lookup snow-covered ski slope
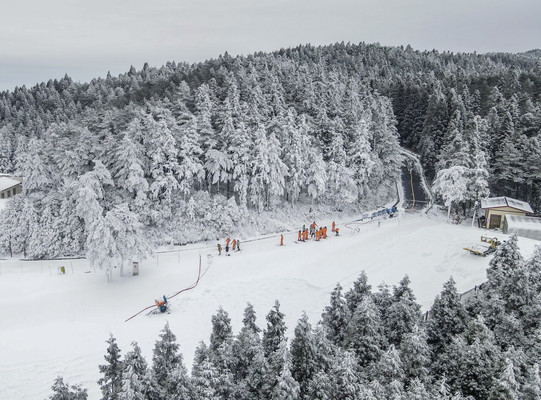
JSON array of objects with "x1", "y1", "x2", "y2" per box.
[{"x1": 0, "y1": 212, "x2": 539, "y2": 399}]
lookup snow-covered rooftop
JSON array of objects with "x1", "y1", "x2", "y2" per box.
[
  {"x1": 505, "y1": 215, "x2": 541, "y2": 231},
  {"x1": 0, "y1": 176, "x2": 20, "y2": 192},
  {"x1": 481, "y1": 196, "x2": 534, "y2": 213}
]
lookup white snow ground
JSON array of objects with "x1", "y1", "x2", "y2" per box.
[{"x1": 0, "y1": 211, "x2": 539, "y2": 399}]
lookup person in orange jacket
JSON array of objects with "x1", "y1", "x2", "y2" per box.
[
  {"x1": 298, "y1": 230, "x2": 302, "y2": 242},
  {"x1": 323, "y1": 226, "x2": 327, "y2": 239},
  {"x1": 226, "y1": 238, "x2": 231, "y2": 247},
  {"x1": 304, "y1": 229, "x2": 308, "y2": 241},
  {"x1": 332, "y1": 221, "x2": 336, "y2": 232},
  {"x1": 232, "y1": 239, "x2": 237, "y2": 251},
  {"x1": 280, "y1": 234, "x2": 284, "y2": 246}
]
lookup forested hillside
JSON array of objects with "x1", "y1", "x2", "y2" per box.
[{"x1": 0, "y1": 42, "x2": 540, "y2": 261}]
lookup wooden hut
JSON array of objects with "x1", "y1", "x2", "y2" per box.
[{"x1": 481, "y1": 196, "x2": 534, "y2": 229}]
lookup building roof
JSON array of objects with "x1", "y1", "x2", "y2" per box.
[
  {"x1": 505, "y1": 215, "x2": 541, "y2": 231},
  {"x1": 481, "y1": 196, "x2": 534, "y2": 213},
  {"x1": 0, "y1": 176, "x2": 21, "y2": 192}
]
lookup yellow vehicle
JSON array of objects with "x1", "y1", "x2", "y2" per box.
[{"x1": 463, "y1": 236, "x2": 501, "y2": 257}]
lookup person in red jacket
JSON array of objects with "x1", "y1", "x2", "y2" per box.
[{"x1": 280, "y1": 234, "x2": 284, "y2": 246}]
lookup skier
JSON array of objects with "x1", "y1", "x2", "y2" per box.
[
  {"x1": 232, "y1": 239, "x2": 237, "y2": 251},
  {"x1": 226, "y1": 243, "x2": 230, "y2": 256},
  {"x1": 298, "y1": 230, "x2": 302, "y2": 242},
  {"x1": 226, "y1": 238, "x2": 231, "y2": 247},
  {"x1": 332, "y1": 221, "x2": 336, "y2": 232},
  {"x1": 335, "y1": 227, "x2": 340, "y2": 236},
  {"x1": 280, "y1": 234, "x2": 284, "y2": 246},
  {"x1": 217, "y1": 243, "x2": 222, "y2": 255},
  {"x1": 236, "y1": 239, "x2": 241, "y2": 251}
]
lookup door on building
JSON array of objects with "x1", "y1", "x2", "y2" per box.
[{"x1": 489, "y1": 214, "x2": 502, "y2": 229}]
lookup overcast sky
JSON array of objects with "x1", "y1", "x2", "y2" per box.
[{"x1": 1, "y1": 0, "x2": 540, "y2": 92}]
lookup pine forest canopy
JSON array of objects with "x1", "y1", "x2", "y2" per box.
[{"x1": 0, "y1": 41, "x2": 540, "y2": 262}]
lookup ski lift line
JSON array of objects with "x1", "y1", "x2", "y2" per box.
[{"x1": 125, "y1": 255, "x2": 207, "y2": 323}]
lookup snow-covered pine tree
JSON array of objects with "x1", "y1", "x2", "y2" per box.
[
  {"x1": 486, "y1": 234, "x2": 527, "y2": 312},
  {"x1": 521, "y1": 363, "x2": 541, "y2": 400},
  {"x1": 399, "y1": 325, "x2": 431, "y2": 386},
  {"x1": 488, "y1": 357, "x2": 519, "y2": 400},
  {"x1": 207, "y1": 307, "x2": 238, "y2": 398},
  {"x1": 191, "y1": 342, "x2": 219, "y2": 400},
  {"x1": 16, "y1": 136, "x2": 52, "y2": 195},
  {"x1": 329, "y1": 350, "x2": 364, "y2": 399},
  {"x1": 345, "y1": 271, "x2": 372, "y2": 316},
  {"x1": 149, "y1": 323, "x2": 192, "y2": 400},
  {"x1": 321, "y1": 283, "x2": 350, "y2": 346},
  {"x1": 268, "y1": 341, "x2": 300, "y2": 400},
  {"x1": 209, "y1": 306, "x2": 233, "y2": 355},
  {"x1": 118, "y1": 342, "x2": 148, "y2": 400},
  {"x1": 290, "y1": 312, "x2": 319, "y2": 398},
  {"x1": 455, "y1": 316, "x2": 504, "y2": 399},
  {"x1": 385, "y1": 276, "x2": 422, "y2": 347},
  {"x1": 232, "y1": 304, "x2": 265, "y2": 397},
  {"x1": 404, "y1": 378, "x2": 432, "y2": 400},
  {"x1": 427, "y1": 277, "x2": 469, "y2": 354},
  {"x1": 98, "y1": 334, "x2": 123, "y2": 400},
  {"x1": 262, "y1": 300, "x2": 288, "y2": 358},
  {"x1": 175, "y1": 115, "x2": 203, "y2": 199},
  {"x1": 345, "y1": 295, "x2": 387, "y2": 369},
  {"x1": 48, "y1": 376, "x2": 88, "y2": 400}
]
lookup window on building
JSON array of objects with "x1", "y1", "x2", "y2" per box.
[{"x1": 1, "y1": 192, "x2": 4, "y2": 199}]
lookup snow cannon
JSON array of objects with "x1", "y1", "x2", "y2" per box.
[{"x1": 155, "y1": 295, "x2": 168, "y2": 313}]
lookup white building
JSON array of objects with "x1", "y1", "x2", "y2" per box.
[{"x1": 0, "y1": 175, "x2": 22, "y2": 199}]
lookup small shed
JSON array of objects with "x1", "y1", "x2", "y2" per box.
[
  {"x1": 481, "y1": 196, "x2": 534, "y2": 229},
  {"x1": 0, "y1": 176, "x2": 22, "y2": 199},
  {"x1": 503, "y1": 215, "x2": 541, "y2": 241}
]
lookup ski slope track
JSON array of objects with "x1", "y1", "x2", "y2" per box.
[
  {"x1": 0, "y1": 212, "x2": 539, "y2": 399},
  {"x1": 400, "y1": 148, "x2": 433, "y2": 212}
]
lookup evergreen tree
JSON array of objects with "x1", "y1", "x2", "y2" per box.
[
  {"x1": 345, "y1": 295, "x2": 387, "y2": 368},
  {"x1": 98, "y1": 335, "x2": 123, "y2": 400},
  {"x1": 290, "y1": 312, "x2": 319, "y2": 398},
  {"x1": 345, "y1": 271, "x2": 372, "y2": 315},
  {"x1": 268, "y1": 341, "x2": 301, "y2": 400},
  {"x1": 427, "y1": 277, "x2": 469, "y2": 354},
  {"x1": 209, "y1": 307, "x2": 233, "y2": 355},
  {"x1": 191, "y1": 342, "x2": 219, "y2": 400},
  {"x1": 149, "y1": 323, "x2": 192, "y2": 400},
  {"x1": 329, "y1": 350, "x2": 363, "y2": 400},
  {"x1": 400, "y1": 325, "x2": 431, "y2": 386},
  {"x1": 321, "y1": 283, "x2": 350, "y2": 346},
  {"x1": 521, "y1": 363, "x2": 541, "y2": 400},
  {"x1": 48, "y1": 377, "x2": 88, "y2": 400},
  {"x1": 263, "y1": 300, "x2": 287, "y2": 358},
  {"x1": 118, "y1": 342, "x2": 148, "y2": 400},
  {"x1": 486, "y1": 234, "x2": 527, "y2": 312},
  {"x1": 386, "y1": 276, "x2": 422, "y2": 346}
]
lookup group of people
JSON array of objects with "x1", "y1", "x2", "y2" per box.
[
  {"x1": 217, "y1": 237, "x2": 240, "y2": 256},
  {"x1": 297, "y1": 221, "x2": 339, "y2": 243},
  {"x1": 219, "y1": 220, "x2": 341, "y2": 253}
]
